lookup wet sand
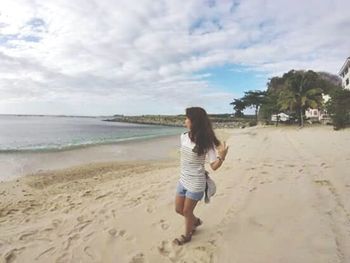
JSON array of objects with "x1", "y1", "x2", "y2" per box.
[{"x1": 0, "y1": 134, "x2": 181, "y2": 182}]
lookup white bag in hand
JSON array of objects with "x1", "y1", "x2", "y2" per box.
[{"x1": 204, "y1": 170, "x2": 216, "y2": 203}]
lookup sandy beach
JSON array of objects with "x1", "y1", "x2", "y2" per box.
[{"x1": 1, "y1": 126, "x2": 350, "y2": 262}]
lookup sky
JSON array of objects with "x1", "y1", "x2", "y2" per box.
[{"x1": 0, "y1": 0, "x2": 349, "y2": 116}]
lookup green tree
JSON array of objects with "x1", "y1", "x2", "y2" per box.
[
  {"x1": 234, "y1": 70, "x2": 340, "y2": 127},
  {"x1": 326, "y1": 88, "x2": 350, "y2": 130},
  {"x1": 275, "y1": 70, "x2": 325, "y2": 127},
  {"x1": 230, "y1": 98, "x2": 246, "y2": 117},
  {"x1": 241, "y1": 90, "x2": 267, "y2": 123},
  {"x1": 259, "y1": 90, "x2": 279, "y2": 124}
]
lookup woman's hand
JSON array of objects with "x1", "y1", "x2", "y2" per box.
[{"x1": 216, "y1": 141, "x2": 229, "y2": 160}]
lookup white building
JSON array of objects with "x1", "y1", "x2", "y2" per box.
[
  {"x1": 305, "y1": 93, "x2": 330, "y2": 122},
  {"x1": 339, "y1": 57, "x2": 350, "y2": 90},
  {"x1": 305, "y1": 108, "x2": 329, "y2": 122},
  {"x1": 271, "y1": 112, "x2": 290, "y2": 122}
]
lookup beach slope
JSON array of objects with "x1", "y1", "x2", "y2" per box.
[{"x1": 0, "y1": 126, "x2": 349, "y2": 263}]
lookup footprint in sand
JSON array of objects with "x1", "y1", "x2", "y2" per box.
[
  {"x1": 4, "y1": 247, "x2": 26, "y2": 263},
  {"x1": 49, "y1": 204, "x2": 59, "y2": 212},
  {"x1": 314, "y1": 179, "x2": 331, "y2": 186},
  {"x1": 226, "y1": 207, "x2": 236, "y2": 216},
  {"x1": 259, "y1": 179, "x2": 273, "y2": 184},
  {"x1": 95, "y1": 191, "x2": 113, "y2": 200},
  {"x1": 81, "y1": 190, "x2": 92, "y2": 197},
  {"x1": 2, "y1": 207, "x2": 19, "y2": 217},
  {"x1": 63, "y1": 206, "x2": 74, "y2": 214},
  {"x1": 40, "y1": 227, "x2": 54, "y2": 234},
  {"x1": 34, "y1": 247, "x2": 55, "y2": 260},
  {"x1": 216, "y1": 229, "x2": 224, "y2": 237},
  {"x1": 18, "y1": 229, "x2": 38, "y2": 241},
  {"x1": 146, "y1": 205, "x2": 155, "y2": 214},
  {"x1": 152, "y1": 219, "x2": 169, "y2": 230},
  {"x1": 108, "y1": 228, "x2": 117, "y2": 236},
  {"x1": 83, "y1": 231, "x2": 95, "y2": 241},
  {"x1": 207, "y1": 239, "x2": 218, "y2": 248},
  {"x1": 55, "y1": 252, "x2": 70, "y2": 263},
  {"x1": 144, "y1": 193, "x2": 159, "y2": 201},
  {"x1": 248, "y1": 217, "x2": 264, "y2": 227},
  {"x1": 320, "y1": 162, "x2": 331, "y2": 168},
  {"x1": 73, "y1": 218, "x2": 92, "y2": 233},
  {"x1": 83, "y1": 246, "x2": 95, "y2": 260},
  {"x1": 159, "y1": 219, "x2": 169, "y2": 230},
  {"x1": 51, "y1": 218, "x2": 62, "y2": 228},
  {"x1": 77, "y1": 215, "x2": 85, "y2": 222},
  {"x1": 157, "y1": 240, "x2": 181, "y2": 259},
  {"x1": 249, "y1": 186, "x2": 257, "y2": 192},
  {"x1": 107, "y1": 228, "x2": 130, "y2": 239},
  {"x1": 62, "y1": 233, "x2": 80, "y2": 250},
  {"x1": 157, "y1": 240, "x2": 171, "y2": 256},
  {"x1": 111, "y1": 209, "x2": 117, "y2": 219},
  {"x1": 129, "y1": 252, "x2": 145, "y2": 263}
]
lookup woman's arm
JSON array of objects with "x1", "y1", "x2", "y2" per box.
[
  {"x1": 210, "y1": 158, "x2": 224, "y2": 171},
  {"x1": 209, "y1": 141, "x2": 229, "y2": 171}
]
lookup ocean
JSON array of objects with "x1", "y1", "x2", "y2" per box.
[{"x1": 0, "y1": 115, "x2": 186, "y2": 152}]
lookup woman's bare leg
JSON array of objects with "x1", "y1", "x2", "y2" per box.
[
  {"x1": 175, "y1": 194, "x2": 185, "y2": 216},
  {"x1": 183, "y1": 197, "x2": 199, "y2": 236},
  {"x1": 175, "y1": 194, "x2": 200, "y2": 234}
]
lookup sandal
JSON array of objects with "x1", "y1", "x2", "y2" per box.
[
  {"x1": 194, "y1": 217, "x2": 203, "y2": 227},
  {"x1": 172, "y1": 234, "x2": 192, "y2": 245},
  {"x1": 191, "y1": 217, "x2": 203, "y2": 234}
]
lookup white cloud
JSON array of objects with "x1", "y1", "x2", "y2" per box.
[{"x1": 0, "y1": 0, "x2": 348, "y2": 115}]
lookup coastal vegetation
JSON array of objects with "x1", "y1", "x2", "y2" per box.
[
  {"x1": 325, "y1": 88, "x2": 350, "y2": 130},
  {"x1": 231, "y1": 69, "x2": 350, "y2": 130}
]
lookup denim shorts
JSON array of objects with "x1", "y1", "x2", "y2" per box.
[{"x1": 176, "y1": 180, "x2": 204, "y2": 201}]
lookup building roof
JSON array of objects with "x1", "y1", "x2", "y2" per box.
[
  {"x1": 339, "y1": 57, "x2": 350, "y2": 75},
  {"x1": 271, "y1": 113, "x2": 289, "y2": 117},
  {"x1": 278, "y1": 113, "x2": 289, "y2": 117}
]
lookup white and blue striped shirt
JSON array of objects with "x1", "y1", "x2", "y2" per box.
[{"x1": 179, "y1": 131, "x2": 217, "y2": 192}]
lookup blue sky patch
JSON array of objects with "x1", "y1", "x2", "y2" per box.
[{"x1": 194, "y1": 63, "x2": 268, "y2": 97}]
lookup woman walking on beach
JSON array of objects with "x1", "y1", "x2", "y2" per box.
[{"x1": 173, "y1": 107, "x2": 229, "y2": 245}]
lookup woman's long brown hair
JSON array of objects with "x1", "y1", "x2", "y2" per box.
[{"x1": 185, "y1": 107, "x2": 221, "y2": 156}]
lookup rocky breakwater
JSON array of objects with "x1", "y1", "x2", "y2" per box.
[{"x1": 103, "y1": 115, "x2": 251, "y2": 129}]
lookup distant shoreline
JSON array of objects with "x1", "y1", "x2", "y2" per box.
[
  {"x1": 103, "y1": 114, "x2": 249, "y2": 128},
  {"x1": 0, "y1": 113, "x2": 250, "y2": 128}
]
